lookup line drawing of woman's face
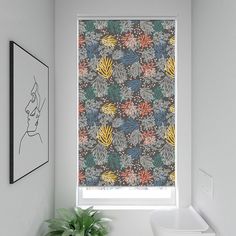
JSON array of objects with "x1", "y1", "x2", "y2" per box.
[{"x1": 25, "y1": 81, "x2": 41, "y2": 132}]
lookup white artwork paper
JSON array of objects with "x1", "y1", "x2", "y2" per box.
[{"x1": 10, "y1": 42, "x2": 49, "y2": 183}]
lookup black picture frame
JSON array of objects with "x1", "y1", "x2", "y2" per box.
[{"x1": 10, "y1": 41, "x2": 49, "y2": 184}]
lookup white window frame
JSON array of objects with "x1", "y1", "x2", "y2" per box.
[
  {"x1": 76, "y1": 16, "x2": 185, "y2": 208},
  {"x1": 77, "y1": 187, "x2": 175, "y2": 208},
  {"x1": 54, "y1": 0, "x2": 191, "y2": 210}
]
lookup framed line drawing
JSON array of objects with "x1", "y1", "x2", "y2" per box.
[{"x1": 10, "y1": 41, "x2": 49, "y2": 184}]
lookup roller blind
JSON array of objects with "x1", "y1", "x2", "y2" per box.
[{"x1": 78, "y1": 19, "x2": 175, "y2": 187}]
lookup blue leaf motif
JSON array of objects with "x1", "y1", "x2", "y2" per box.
[
  {"x1": 120, "y1": 50, "x2": 139, "y2": 65},
  {"x1": 154, "y1": 174, "x2": 167, "y2": 186},
  {"x1": 86, "y1": 177, "x2": 99, "y2": 186},
  {"x1": 126, "y1": 79, "x2": 142, "y2": 92},
  {"x1": 120, "y1": 118, "x2": 139, "y2": 134},
  {"x1": 154, "y1": 42, "x2": 167, "y2": 59},
  {"x1": 127, "y1": 147, "x2": 141, "y2": 160},
  {"x1": 86, "y1": 109, "x2": 99, "y2": 126},
  {"x1": 154, "y1": 111, "x2": 167, "y2": 126},
  {"x1": 86, "y1": 43, "x2": 99, "y2": 59}
]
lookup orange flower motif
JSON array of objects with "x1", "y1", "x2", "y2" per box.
[
  {"x1": 78, "y1": 35, "x2": 85, "y2": 48},
  {"x1": 138, "y1": 101, "x2": 153, "y2": 117},
  {"x1": 79, "y1": 129, "x2": 88, "y2": 144},
  {"x1": 142, "y1": 130, "x2": 156, "y2": 145},
  {"x1": 139, "y1": 170, "x2": 153, "y2": 185},
  {"x1": 79, "y1": 171, "x2": 86, "y2": 183},
  {"x1": 121, "y1": 169, "x2": 137, "y2": 184},
  {"x1": 121, "y1": 32, "x2": 137, "y2": 48},
  {"x1": 120, "y1": 100, "x2": 137, "y2": 117},
  {"x1": 79, "y1": 61, "x2": 88, "y2": 77},
  {"x1": 79, "y1": 103, "x2": 85, "y2": 114},
  {"x1": 139, "y1": 34, "x2": 153, "y2": 49},
  {"x1": 141, "y1": 62, "x2": 156, "y2": 77}
]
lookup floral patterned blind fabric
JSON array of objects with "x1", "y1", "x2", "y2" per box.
[{"x1": 78, "y1": 20, "x2": 175, "y2": 187}]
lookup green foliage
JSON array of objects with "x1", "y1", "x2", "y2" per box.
[
  {"x1": 85, "y1": 87, "x2": 96, "y2": 100},
  {"x1": 45, "y1": 207, "x2": 111, "y2": 236},
  {"x1": 107, "y1": 21, "x2": 121, "y2": 34},
  {"x1": 85, "y1": 20, "x2": 95, "y2": 32},
  {"x1": 108, "y1": 152, "x2": 121, "y2": 170},
  {"x1": 153, "y1": 154, "x2": 163, "y2": 167},
  {"x1": 153, "y1": 21, "x2": 163, "y2": 32},
  {"x1": 85, "y1": 154, "x2": 96, "y2": 168},
  {"x1": 152, "y1": 86, "x2": 163, "y2": 100},
  {"x1": 107, "y1": 84, "x2": 121, "y2": 102}
]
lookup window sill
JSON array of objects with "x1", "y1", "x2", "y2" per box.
[{"x1": 77, "y1": 205, "x2": 177, "y2": 210}]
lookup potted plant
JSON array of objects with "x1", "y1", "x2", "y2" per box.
[{"x1": 45, "y1": 206, "x2": 111, "y2": 236}]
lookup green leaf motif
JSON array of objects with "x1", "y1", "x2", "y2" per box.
[
  {"x1": 85, "y1": 87, "x2": 96, "y2": 100},
  {"x1": 107, "y1": 84, "x2": 121, "y2": 102},
  {"x1": 152, "y1": 86, "x2": 163, "y2": 100},
  {"x1": 85, "y1": 20, "x2": 95, "y2": 32},
  {"x1": 108, "y1": 152, "x2": 121, "y2": 170},
  {"x1": 153, "y1": 21, "x2": 163, "y2": 32},
  {"x1": 85, "y1": 154, "x2": 96, "y2": 167},
  {"x1": 153, "y1": 154, "x2": 163, "y2": 167},
  {"x1": 107, "y1": 21, "x2": 121, "y2": 34}
]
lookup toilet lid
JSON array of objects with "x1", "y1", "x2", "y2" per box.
[{"x1": 151, "y1": 207, "x2": 209, "y2": 232}]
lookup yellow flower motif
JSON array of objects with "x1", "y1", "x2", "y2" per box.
[
  {"x1": 165, "y1": 57, "x2": 175, "y2": 79},
  {"x1": 101, "y1": 103, "x2": 117, "y2": 116},
  {"x1": 97, "y1": 57, "x2": 113, "y2": 79},
  {"x1": 169, "y1": 171, "x2": 175, "y2": 181},
  {"x1": 101, "y1": 171, "x2": 117, "y2": 184},
  {"x1": 101, "y1": 35, "x2": 117, "y2": 48},
  {"x1": 165, "y1": 125, "x2": 175, "y2": 147},
  {"x1": 169, "y1": 104, "x2": 175, "y2": 113},
  {"x1": 97, "y1": 125, "x2": 113, "y2": 147},
  {"x1": 169, "y1": 36, "x2": 175, "y2": 46}
]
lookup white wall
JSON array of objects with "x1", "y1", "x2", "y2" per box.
[
  {"x1": 104, "y1": 210, "x2": 153, "y2": 236},
  {"x1": 0, "y1": 0, "x2": 55, "y2": 236},
  {"x1": 55, "y1": 0, "x2": 191, "y2": 235},
  {"x1": 192, "y1": 1, "x2": 236, "y2": 236}
]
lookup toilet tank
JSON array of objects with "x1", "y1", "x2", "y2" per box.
[{"x1": 150, "y1": 207, "x2": 215, "y2": 236}]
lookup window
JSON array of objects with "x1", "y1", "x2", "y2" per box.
[
  {"x1": 77, "y1": 187, "x2": 175, "y2": 207},
  {"x1": 77, "y1": 18, "x2": 176, "y2": 207}
]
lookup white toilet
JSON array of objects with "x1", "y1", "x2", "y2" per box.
[{"x1": 150, "y1": 207, "x2": 215, "y2": 236}]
